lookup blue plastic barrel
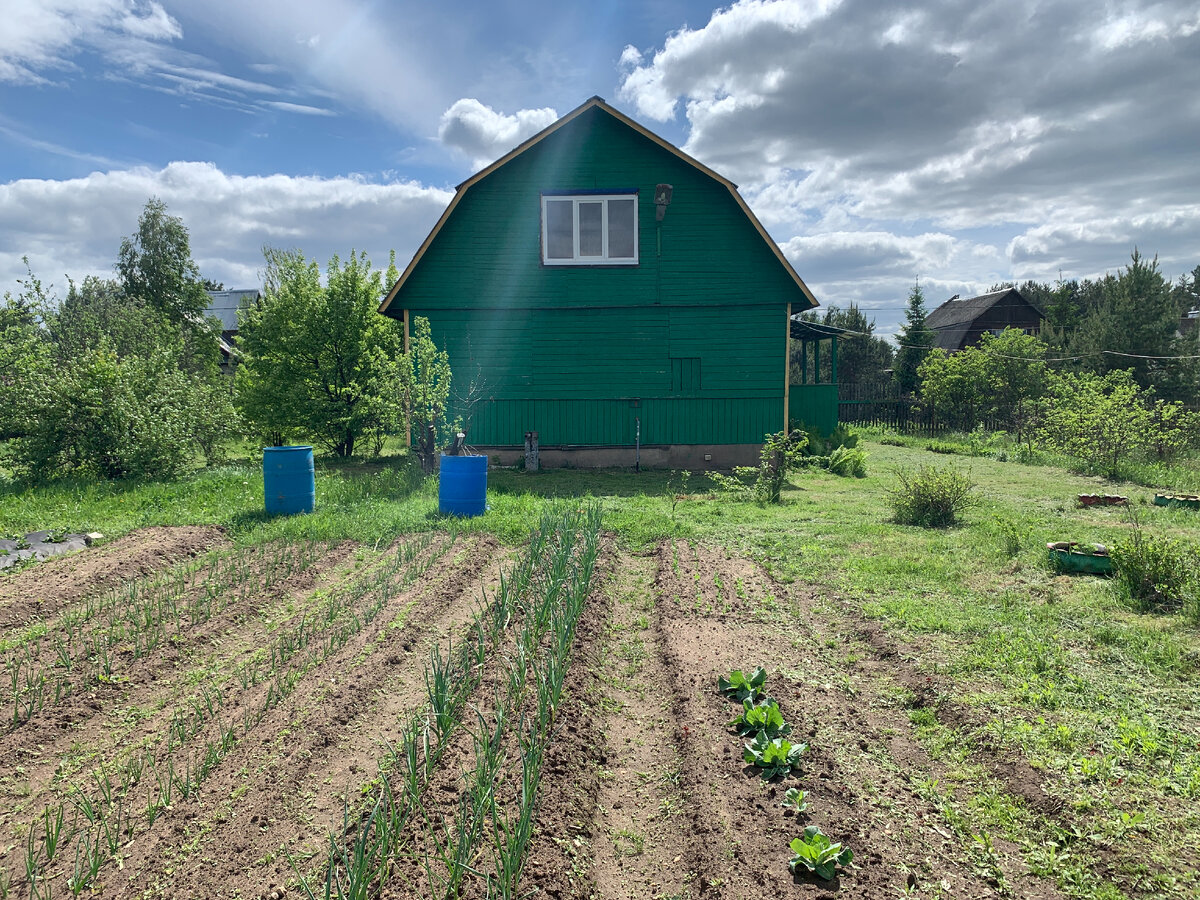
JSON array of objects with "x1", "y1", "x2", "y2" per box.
[
  {"x1": 439, "y1": 454, "x2": 487, "y2": 517},
  {"x1": 263, "y1": 446, "x2": 315, "y2": 515}
]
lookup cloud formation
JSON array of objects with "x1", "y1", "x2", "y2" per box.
[
  {"x1": 0, "y1": 0, "x2": 180, "y2": 84},
  {"x1": 0, "y1": 163, "x2": 452, "y2": 297},
  {"x1": 438, "y1": 99, "x2": 559, "y2": 169},
  {"x1": 619, "y1": 0, "x2": 1200, "y2": 317}
]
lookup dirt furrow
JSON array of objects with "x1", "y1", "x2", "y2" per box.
[
  {"x1": 516, "y1": 539, "x2": 614, "y2": 899},
  {"x1": 107, "y1": 533, "x2": 504, "y2": 899},
  {"x1": 0, "y1": 541, "x2": 361, "y2": 811},
  {"x1": 650, "y1": 539, "x2": 1064, "y2": 900},
  {"x1": 0, "y1": 526, "x2": 227, "y2": 626}
]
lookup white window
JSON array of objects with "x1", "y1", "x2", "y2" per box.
[{"x1": 541, "y1": 193, "x2": 638, "y2": 265}]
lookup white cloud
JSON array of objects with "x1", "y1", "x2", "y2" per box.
[
  {"x1": 616, "y1": 0, "x2": 1200, "y2": 331},
  {"x1": 0, "y1": 163, "x2": 452, "y2": 296},
  {"x1": 0, "y1": 0, "x2": 181, "y2": 84},
  {"x1": 438, "y1": 99, "x2": 558, "y2": 169},
  {"x1": 260, "y1": 100, "x2": 335, "y2": 117}
]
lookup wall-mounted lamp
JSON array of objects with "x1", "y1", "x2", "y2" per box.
[{"x1": 654, "y1": 183, "x2": 673, "y2": 222}]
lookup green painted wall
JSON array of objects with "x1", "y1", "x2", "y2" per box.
[
  {"x1": 393, "y1": 105, "x2": 811, "y2": 447},
  {"x1": 789, "y1": 384, "x2": 839, "y2": 436}
]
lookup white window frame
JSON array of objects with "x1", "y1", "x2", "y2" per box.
[{"x1": 540, "y1": 192, "x2": 639, "y2": 266}]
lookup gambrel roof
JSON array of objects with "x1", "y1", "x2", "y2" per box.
[{"x1": 379, "y1": 96, "x2": 816, "y2": 314}]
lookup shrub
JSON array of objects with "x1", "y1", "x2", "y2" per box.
[
  {"x1": 827, "y1": 444, "x2": 867, "y2": 478},
  {"x1": 708, "y1": 430, "x2": 808, "y2": 504},
  {"x1": 888, "y1": 464, "x2": 976, "y2": 527},
  {"x1": 1110, "y1": 530, "x2": 1199, "y2": 616},
  {"x1": 10, "y1": 343, "x2": 233, "y2": 480}
]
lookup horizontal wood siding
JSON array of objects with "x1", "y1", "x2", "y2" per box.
[
  {"x1": 416, "y1": 303, "x2": 784, "y2": 445},
  {"x1": 395, "y1": 105, "x2": 806, "y2": 448},
  {"x1": 458, "y1": 398, "x2": 781, "y2": 446}
]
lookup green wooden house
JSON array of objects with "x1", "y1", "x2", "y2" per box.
[{"x1": 380, "y1": 96, "x2": 821, "y2": 467}]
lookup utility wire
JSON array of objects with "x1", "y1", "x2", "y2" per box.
[{"x1": 793, "y1": 320, "x2": 1200, "y2": 362}]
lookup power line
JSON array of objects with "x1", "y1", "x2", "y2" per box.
[{"x1": 794, "y1": 321, "x2": 1200, "y2": 362}]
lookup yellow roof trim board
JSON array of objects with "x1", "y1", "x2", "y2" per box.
[{"x1": 379, "y1": 96, "x2": 818, "y2": 314}]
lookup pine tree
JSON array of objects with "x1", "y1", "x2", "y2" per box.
[{"x1": 893, "y1": 279, "x2": 935, "y2": 395}]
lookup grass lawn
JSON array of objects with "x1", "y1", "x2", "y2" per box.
[{"x1": 1, "y1": 439, "x2": 1197, "y2": 898}]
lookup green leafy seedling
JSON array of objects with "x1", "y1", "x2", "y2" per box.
[
  {"x1": 728, "y1": 698, "x2": 791, "y2": 739},
  {"x1": 788, "y1": 825, "x2": 853, "y2": 880},
  {"x1": 781, "y1": 787, "x2": 808, "y2": 813},
  {"x1": 742, "y1": 733, "x2": 807, "y2": 779},
  {"x1": 718, "y1": 667, "x2": 768, "y2": 703}
]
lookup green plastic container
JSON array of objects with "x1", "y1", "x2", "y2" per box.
[
  {"x1": 1047, "y1": 542, "x2": 1113, "y2": 575},
  {"x1": 1153, "y1": 493, "x2": 1200, "y2": 509}
]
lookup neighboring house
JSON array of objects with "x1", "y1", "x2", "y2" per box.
[
  {"x1": 925, "y1": 288, "x2": 1044, "y2": 352},
  {"x1": 204, "y1": 289, "x2": 260, "y2": 372},
  {"x1": 379, "y1": 96, "x2": 819, "y2": 468}
]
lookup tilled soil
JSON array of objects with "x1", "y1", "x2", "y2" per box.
[
  {"x1": 0, "y1": 539, "x2": 360, "y2": 837},
  {"x1": 0, "y1": 525, "x2": 227, "y2": 627},
  {"x1": 0, "y1": 532, "x2": 507, "y2": 899},
  {"x1": 524, "y1": 541, "x2": 1065, "y2": 900}
]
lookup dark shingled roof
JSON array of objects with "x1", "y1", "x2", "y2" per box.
[
  {"x1": 925, "y1": 288, "x2": 1043, "y2": 351},
  {"x1": 926, "y1": 289, "x2": 1018, "y2": 329}
]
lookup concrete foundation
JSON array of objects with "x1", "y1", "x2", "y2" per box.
[{"x1": 479, "y1": 443, "x2": 761, "y2": 470}]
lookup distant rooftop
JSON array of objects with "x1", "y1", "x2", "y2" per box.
[{"x1": 205, "y1": 289, "x2": 260, "y2": 332}]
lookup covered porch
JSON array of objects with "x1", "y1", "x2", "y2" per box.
[{"x1": 787, "y1": 317, "x2": 844, "y2": 435}]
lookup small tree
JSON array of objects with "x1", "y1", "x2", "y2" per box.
[
  {"x1": 0, "y1": 261, "x2": 52, "y2": 441},
  {"x1": 407, "y1": 316, "x2": 453, "y2": 474},
  {"x1": 1037, "y1": 370, "x2": 1152, "y2": 477},
  {"x1": 918, "y1": 328, "x2": 1049, "y2": 442},
  {"x1": 116, "y1": 197, "x2": 211, "y2": 323},
  {"x1": 235, "y1": 248, "x2": 407, "y2": 457},
  {"x1": 917, "y1": 346, "x2": 989, "y2": 430},
  {"x1": 893, "y1": 279, "x2": 935, "y2": 396},
  {"x1": 981, "y1": 329, "x2": 1049, "y2": 444}
]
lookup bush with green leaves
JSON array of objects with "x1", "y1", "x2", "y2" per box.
[
  {"x1": 235, "y1": 248, "x2": 408, "y2": 458},
  {"x1": 1110, "y1": 529, "x2": 1199, "y2": 618},
  {"x1": 1035, "y1": 369, "x2": 1200, "y2": 478},
  {"x1": 827, "y1": 444, "x2": 867, "y2": 477},
  {"x1": 11, "y1": 343, "x2": 231, "y2": 480},
  {"x1": 708, "y1": 430, "x2": 808, "y2": 503},
  {"x1": 888, "y1": 464, "x2": 977, "y2": 527}
]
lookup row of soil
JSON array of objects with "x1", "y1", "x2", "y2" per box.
[
  {"x1": 0, "y1": 531, "x2": 504, "y2": 898},
  {"x1": 0, "y1": 526, "x2": 227, "y2": 628},
  {"x1": 518, "y1": 540, "x2": 1065, "y2": 899},
  {"x1": 309, "y1": 506, "x2": 605, "y2": 900},
  {"x1": 0, "y1": 537, "x2": 362, "y2": 818},
  {"x1": 0, "y1": 536, "x2": 348, "y2": 742}
]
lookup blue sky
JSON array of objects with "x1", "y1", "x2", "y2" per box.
[{"x1": 2, "y1": 0, "x2": 1198, "y2": 335}]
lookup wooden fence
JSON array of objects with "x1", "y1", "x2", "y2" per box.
[{"x1": 836, "y1": 384, "x2": 1005, "y2": 433}]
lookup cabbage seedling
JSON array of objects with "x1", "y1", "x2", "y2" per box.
[
  {"x1": 788, "y1": 826, "x2": 853, "y2": 879},
  {"x1": 743, "y1": 733, "x2": 807, "y2": 779},
  {"x1": 728, "y1": 698, "x2": 791, "y2": 739},
  {"x1": 781, "y1": 787, "x2": 807, "y2": 813},
  {"x1": 718, "y1": 667, "x2": 768, "y2": 703}
]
